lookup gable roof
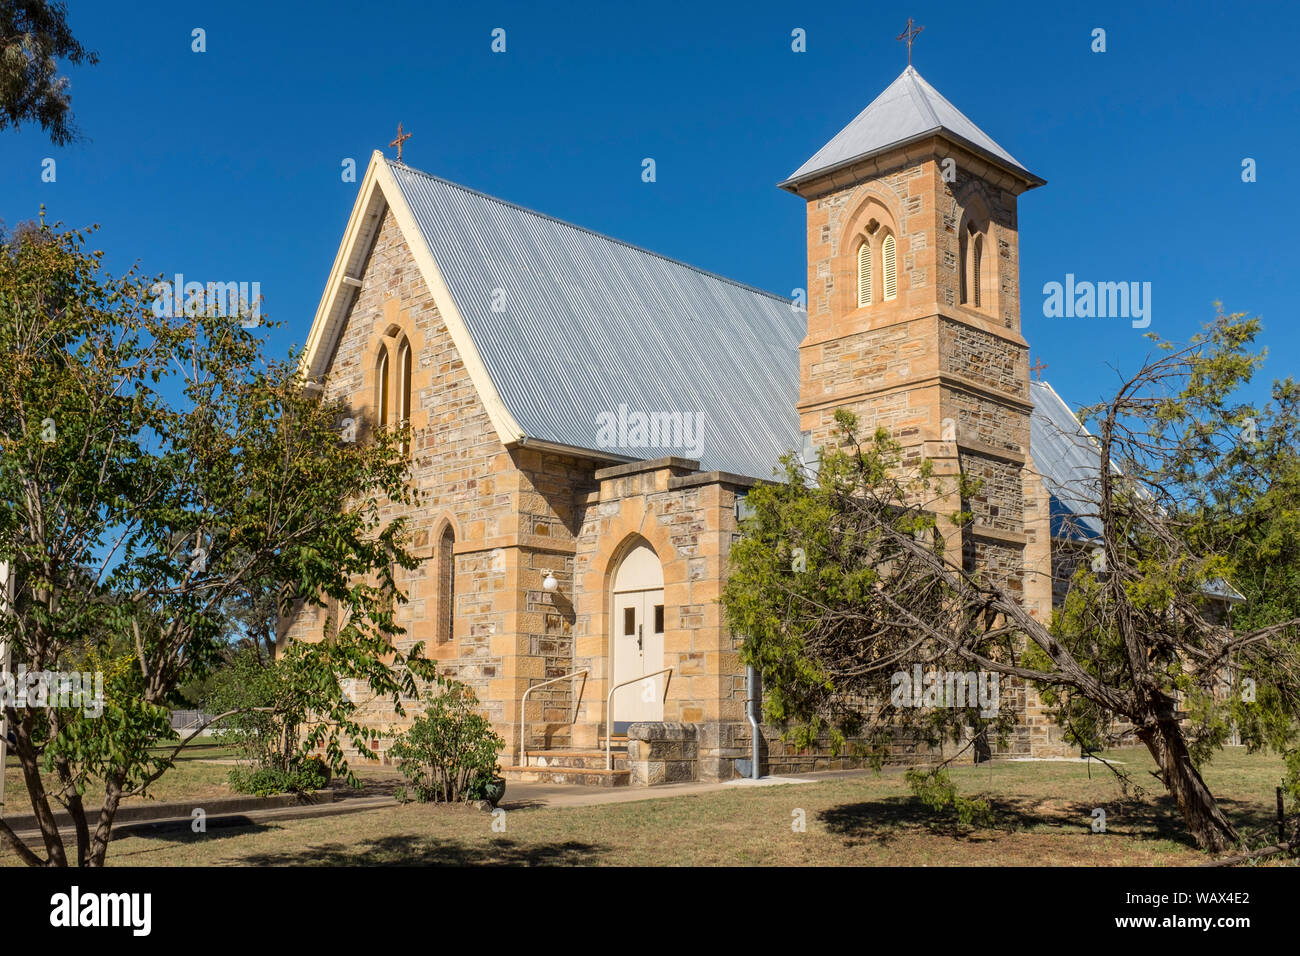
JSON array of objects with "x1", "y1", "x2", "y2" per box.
[
  {"x1": 388, "y1": 161, "x2": 805, "y2": 477},
  {"x1": 1028, "y1": 380, "x2": 1106, "y2": 540},
  {"x1": 781, "y1": 66, "x2": 1042, "y2": 190},
  {"x1": 302, "y1": 153, "x2": 804, "y2": 479},
  {"x1": 1028, "y1": 382, "x2": 1249, "y2": 606}
]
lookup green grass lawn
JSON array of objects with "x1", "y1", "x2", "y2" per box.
[
  {"x1": 5, "y1": 745, "x2": 1290, "y2": 866},
  {"x1": 3, "y1": 741, "x2": 242, "y2": 812}
]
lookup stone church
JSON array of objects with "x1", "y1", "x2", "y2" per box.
[{"x1": 286, "y1": 65, "x2": 1093, "y2": 786}]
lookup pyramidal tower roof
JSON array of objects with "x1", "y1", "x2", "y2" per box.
[{"x1": 780, "y1": 66, "x2": 1042, "y2": 190}]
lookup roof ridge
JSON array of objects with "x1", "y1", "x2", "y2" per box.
[
  {"x1": 909, "y1": 69, "x2": 1023, "y2": 164},
  {"x1": 386, "y1": 159, "x2": 793, "y2": 305},
  {"x1": 781, "y1": 67, "x2": 1041, "y2": 189},
  {"x1": 901, "y1": 66, "x2": 943, "y2": 131},
  {"x1": 1031, "y1": 379, "x2": 1089, "y2": 433}
]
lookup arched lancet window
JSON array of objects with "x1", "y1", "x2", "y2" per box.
[
  {"x1": 881, "y1": 234, "x2": 897, "y2": 301},
  {"x1": 959, "y1": 230, "x2": 969, "y2": 305},
  {"x1": 376, "y1": 347, "x2": 390, "y2": 428},
  {"x1": 397, "y1": 337, "x2": 412, "y2": 456},
  {"x1": 960, "y1": 211, "x2": 991, "y2": 312},
  {"x1": 856, "y1": 240, "x2": 872, "y2": 307},
  {"x1": 437, "y1": 525, "x2": 455, "y2": 644}
]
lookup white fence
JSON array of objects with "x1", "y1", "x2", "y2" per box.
[{"x1": 169, "y1": 709, "x2": 215, "y2": 733}]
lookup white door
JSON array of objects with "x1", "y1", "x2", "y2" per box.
[{"x1": 611, "y1": 545, "x2": 665, "y2": 728}]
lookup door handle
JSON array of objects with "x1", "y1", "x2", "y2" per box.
[{"x1": 637, "y1": 624, "x2": 643, "y2": 652}]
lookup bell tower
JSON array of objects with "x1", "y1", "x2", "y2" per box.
[{"x1": 780, "y1": 64, "x2": 1045, "y2": 604}]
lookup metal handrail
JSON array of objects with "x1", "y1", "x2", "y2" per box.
[
  {"x1": 605, "y1": 667, "x2": 673, "y2": 770},
  {"x1": 518, "y1": 669, "x2": 589, "y2": 767}
]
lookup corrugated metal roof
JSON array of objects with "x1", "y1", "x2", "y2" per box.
[
  {"x1": 387, "y1": 160, "x2": 804, "y2": 479},
  {"x1": 1029, "y1": 380, "x2": 1106, "y2": 540},
  {"x1": 383, "y1": 161, "x2": 1080, "y2": 501},
  {"x1": 1029, "y1": 383, "x2": 1246, "y2": 601},
  {"x1": 782, "y1": 66, "x2": 1038, "y2": 188},
  {"x1": 1201, "y1": 578, "x2": 1246, "y2": 604}
]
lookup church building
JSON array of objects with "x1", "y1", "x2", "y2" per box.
[{"x1": 286, "y1": 65, "x2": 1090, "y2": 786}]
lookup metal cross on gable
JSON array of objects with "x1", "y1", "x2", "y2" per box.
[
  {"x1": 897, "y1": 17, "x2": 924, "y2": 66},
  {"x1": 1030, "y1": 356, "x2": 1048, "y2": 381},
  {"x1": 389, "y1": 122, "x2": 412, "y2": 163}
]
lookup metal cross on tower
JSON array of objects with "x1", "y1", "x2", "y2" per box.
[
  {"x1": 897, "y1": 17, "x2": 924, "y2": 66},
  {"x1": 389, "y1": 122, "x2": 412, "y2": 163}
]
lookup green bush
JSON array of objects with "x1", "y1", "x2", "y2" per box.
[
  {"x1": 389, "y1": 680, "x2": 505, "y2": 804},
  {"x1": 293, "y1": 755, "x2": 332, "y2": 790},
  {"x1": 229, "y1": 767, "x2": 293, "y2": 796},
  {"x1": 228, "y1": 755, "x2": 332, "y2": 796}
]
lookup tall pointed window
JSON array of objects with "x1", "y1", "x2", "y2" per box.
[
  {"x1": 959, "y1": 231, "x2": 969, "y2": 305},
  {"x1": 437, "y1": 525, "x2": 455, "y2": 644},
  {"x1": 856, "y1": 241, "x2": 872, "y2": 307},
  {"x1": 376, "y1": 347, "x2": 390, "y2": 428},
  {"x1": 397, "y1": 337, "x2": 412, "y2": 456},
  {"x1": 961, "y1": 217, "x2": 991, "y2": 312},
  {"x1": 882, "y1": 234, "x2": 897, "y2": 301}
]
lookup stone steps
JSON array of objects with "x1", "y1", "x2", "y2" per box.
[
  {"x1": 501, "y1": 764, "x2": 630, "y2": 787},
  {"x1": 518, "y1": 749, "x2": 628, "y2": 771},
  {"x1": 502, "y1": 743, "x2": 631, "y2": 787}
]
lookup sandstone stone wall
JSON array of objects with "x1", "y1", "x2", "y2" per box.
[
  {"x1": 290, "y1": 140, "x2": 1074, "y2": 778},
  {"x1": 569, "y1": 459, "x2": 749, "y2": 753},
  {"x1": 792, "y1": 138, "x2": 1058, "y2": 766},
  {"x1": 511, "y1": 446, "x2": 598, "y2": 750},
  {"x1": 283, "y1": 207, "x2": 603, "y2": 761}
]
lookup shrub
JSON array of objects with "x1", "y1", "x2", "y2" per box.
[
  {"x1": 227, "y1": 757, "x2": 333, "y2": 796},
  {"x1": 227, "y1": 753, "x2": 333, "y2": 796},
  {"x1": 229, "y1": 767, "x2": 292, "y2": 796},
  {"x1": 389, "y1": 680, "x2": 505, "y2": 804},
  {"x1": 293, "y1": 755, "x2": 332, "y2": 790}
]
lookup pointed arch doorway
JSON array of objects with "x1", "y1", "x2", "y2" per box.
[{"x1": 610, "y1": 541, "x2": 665, "y2": 732}]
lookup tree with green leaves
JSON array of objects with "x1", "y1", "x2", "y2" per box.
[
  {"x1": 0, "y1": 1, "x2": 96, "y2": 144},
  {"x1": 723, "y1": 310, "x2": 1300, "y2": 854},
  {"x1": 0, "y1": 216, "x2": 431, "y2": 866}
]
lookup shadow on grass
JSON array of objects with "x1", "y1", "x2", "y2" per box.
[
  {"x1": 237, "y1": 834, "x2": 607, "y2": 866},
  {"x1": 819, "y1": 791, "x2": 1272, "y2": 850},
  {"x1": 118, "y1": 819, "x2": 280, "y2": 844},
  {"x1": 335, "y1": 776, "x2": 402, "y2": 799},
  {"x1": 338, "y1": 773, "x2": 548, "y2": 812},
  {"x1": 497, "y1": 799, "x2": 547, "y2": 811}
]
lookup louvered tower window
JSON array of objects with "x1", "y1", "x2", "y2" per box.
[
  {"x1": 972, "y1": 234, "x2": 983, "y2": 309},
  {"x1": 882, "y1": 234, "x2": 897, "y2": 301},
  {"x1": 857, "y1": 241, "x2": 872, "y2": 307}
]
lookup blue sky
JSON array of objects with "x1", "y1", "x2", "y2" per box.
[{"x1": 3, "y1": 0, "x2": 1296, "y2": 412}]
